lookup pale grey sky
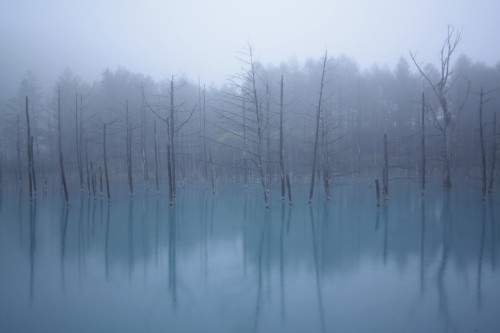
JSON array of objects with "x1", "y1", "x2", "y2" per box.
[{"x1": 1, "y1": 0, "x2": 499, "y2": 98}]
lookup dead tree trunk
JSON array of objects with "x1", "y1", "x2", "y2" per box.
[
  {"x1": 375, "y1": 179, "x2": 380, "y2": 207},
  {"x1": 308, "y1": 51, "x2": 328, "y2": 204},
  {"x1": 57, "y1": 86, "x2": 69, "y2": 203},
  {"x1": 140, "y1": 90, "x2": 149, "y2": 185},
  {"x1": 410, "y1": 26, "x2": 466, "y2": 188},
  {"x1": 479, "y1": 88, "x2": 487, "y2": 201},
  {"x1": 103, "y1": 123, "x2": 110, "y2": 201},
  {"x1": 209, "y1": 148, "x2": 215, "y2": 194},
  {"x1": 421, "y1": 92, "x2": 426, "y2": 196},
  {"x1": 99, "y1": 166, "x2": 103, "y2": 197},
  {"x1": 279, "y1": 75, "x2": 286, "y2": 200},
  {"x1": 167, "y1": 119, "x2": 174, "y2": 206},
  {"x1": 321, "y1": 107, "x2": 330, "y2": 200},
  {"x1": 80, "y1": 94, "x2": 84, "y2": 188},
  {"x1": 126, "y1": 101, "x2": 133, "y2": 196},
  {"x1": 170, "y1": 77, "x2": 176, "y2": 198},
  {"x1": 203, "y1": 86, "x2": 208, "y2": 188},
  {"x1": 154, "y1": 120, "x2": 159, "y2": 194},
  {"x1": 286, "y1": 174, "x2": 292, "y2": 204},
  {"x1": 243, "y1": 99, "x2": 248, "y2": 190},
  {"x1": 383, "y1": 133, "x2": 389, "y2": 200},
  {"x1": 250, "y1": 63, "x2": 269, "y2": 208},
  {"x1": 76, "y1": 92, "x2": 83, "y2": 191},
  {"x1": 265, "y1": 83, "x2": 271, "y2": 191},
  {"x1": 30, "y1": 136, "x2": 36, "y2": 194},
  {"x1": 489, "y1": 112, "x2": 497, "y2": 193},
  {"x1": 90, "y1": 161, "x2": 96, "y2": 199},
  {"x1": 85, "y1": 138, "x2": 90, "y2": 193},
  {"x1": 26, "y1": 96, "x2": 32, "y2": 198},
  {"x1": 25, "y1": 96, "x2": 37, "y2": 198},
  {"x1": 16, "y1": 115, "x2": 22, "y2": 184}
]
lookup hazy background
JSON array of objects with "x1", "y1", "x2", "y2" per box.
[{"x1": 1, "y1": 0, "x2": 499, "y2": 101}]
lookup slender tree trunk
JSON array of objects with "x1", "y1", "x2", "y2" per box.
[
  {"x1": 57, "y1": 86, "x2": 69, "y2": 203},
  {"x1": 140, "y1": 91, "x2": 149, "y2": 184},
  {"x1": 308, "y1": 51, "x2": 327, "y2": 204},
  {"x1": 170, "y1": 77, "x2": 176, "y2": 198},
  {"x1": 17, "y1": 115, "x2": 22, "y2": 184},
  {"x1": 243, "y1": 100, "x2": 248, "y2": 189},
  {"x1": 356, "y1": 84, "x2": 362, "y2": 175},
  {"x1": 76, "y1": 92, "x2": 83, "y2": 191},
  {"x1": 249, "y1": 56, "x2": 268, "y2": 208},
  {"x1": 479, "y1": 88, "x2": 486, "y2": 200},
  {"x1": 286, "y1": 174, "x2": 292, "y2": 205},
  {"x1": 442, "y1": 102, "x2": 452, "y2": 188},
  {"x1": 99, "y1": 166, "x2": 103, "y2": 197},
  {"x1": 126, "y1": 101, "x2": 133, "y2": 196},
  {"x1": 79, "y1": 93, "x2": 84, "y2": 186},
  {"x1": 383, "y1": 133, "x2": 389, "y2": 200},
  {"x1": 26, "y1": 96, "x2": 33, "y2": 198},
  {"x1": 209, "y1": 148, "x2": 215, "y2": 194},
  {"x1": 86, "y1": 138, "x2": 90, "y2": 193},
  {"x1": 279, "y1": 75, "x2": 286, "y2": 200},
  {"x1": 321, "y1": 107, "x2": 330, "y2": 200},
  {"x1": 154, "y1": 120, "x2": 159, "y2": 194},
  {"x1": 203, "y1": 85, "x2": 208, "y2": 188},
  {"x1": 30, "y1": 136, "x2": 36, "y2": 194},
  {"x1": 25, "y1": 96, "x2": 37, "y2": 198},
  {"x1": 266, "y1": 83, "x2": 271, "y2": 191},
  {"x1": 489, "y1": 112, "x2": 497, "y2": 193},
  {"x1": 90, "y1": 161, "x2": 96, "y2": 199},
  {"x1": 103, "y1": 123, "x2": 111, "y2": 201},
  {"x1": 421, "y1": 92, "x2": 426, "y2": 196},
  {"x1": 167, "y1": 138, "x2": 174, "y2": 205},
  {"x1": 375, "y1": 179, "x2": 380, "y2": 207}
]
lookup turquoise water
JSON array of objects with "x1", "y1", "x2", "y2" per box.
[{"x1": 0, "y1": 182, "x2": 499, "y2": 333}]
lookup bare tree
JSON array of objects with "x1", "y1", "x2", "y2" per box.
[
  {"x1": 224, "y1": 44, "x2": 270, "y2": 207},
  {"x1": 279, "y1": 75, "x2": 286, "y2": 201},
  {"x1": 126, "y1": 100, "x2": 133, "y2": 196},
  {"x1": 75, "y1": 92, "x2": 84, "y2": 191},
  {"x1": 140, "y1": 88, "x2": 149, "y2": 185},
  {"x1": 25, "y1": 96, "x2": 37, "y2": 199},
  {"x1": 57, "y1": 86, "x2": 69, "y2": 203},
  {"x1": 421, "y1": 92, "x2": 427, "y2": 196},
  {"x1": 410, "y1": 25, "x2": 466, "y2": 187},
  {"x1": 320, "y1": 104, "x2": 332, "y2": 200},
  {"x1": 153, "y1": 120, "x2": 160, "y2": 194},
  {"x1": 383, "y1": 133, "x2": 389, "y2": 200},
  {"x1": 203, "y1": 85, "x2": 209, "y2": 190},
  {"x1": 103, "y1": 122, "x2": 112, "y2": 201},
  {"x1": 478, "y1": 88, "x2": 487, "y2": 200},
  {"x1": 489, "y1": 112, "x2": 497, "y2": 193},
  {"x1": 308, "y1": 51, "x2": 328, "y2": 204},
  {"x1": 169, "y1": 78, "x2": 176, "y2": 198},
  {"x1": 16, "y1": 115, "x2": 22, "y2": 185},
  {"x1": 144, "y1": 76, "x2": 196, "y2": 205}
]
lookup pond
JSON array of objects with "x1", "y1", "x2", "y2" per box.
[{"x1": 0, "y1": 181, "x2": 499, "y2": 333}]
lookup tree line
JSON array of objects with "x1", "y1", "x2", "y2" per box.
[{"x1": 1, "y1": 29, "x2": 499, "y2": 206}]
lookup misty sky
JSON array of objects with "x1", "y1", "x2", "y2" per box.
[{"x1": 1, "y1": 0, "x2": 499, "y2": 99}]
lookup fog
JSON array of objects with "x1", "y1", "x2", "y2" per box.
[
  {"x1": 1, "y1": 0, "x2": 499, "y2": 100},
  {"x1": 2, "y1": 3, "x2": 500, "y2": 332}
]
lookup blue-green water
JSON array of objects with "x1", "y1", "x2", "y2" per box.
[{"x1": 0, "y1": 182, "x2": 499, "y2": 333}]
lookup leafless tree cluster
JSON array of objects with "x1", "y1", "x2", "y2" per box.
[{"x1": 1, "y1": 27, "x2": 499, "y2": 206}]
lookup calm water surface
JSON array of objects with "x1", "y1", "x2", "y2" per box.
[{"x1": 0, "y1": 182, "x2": 499, "y2": 333}]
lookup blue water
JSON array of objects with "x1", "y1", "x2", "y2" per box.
[{"x1": 0, "y1": 181, "x2": 499, "y2": 333}]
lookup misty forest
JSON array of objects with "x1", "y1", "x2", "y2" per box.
[{"x1": 1, "y1": 25, "x2": 500, "y2": 333}]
